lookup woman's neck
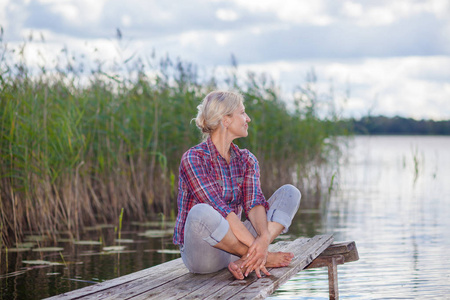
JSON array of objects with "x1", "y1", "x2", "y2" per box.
[{"x1": 211, "y1": 129, "x2": 233, "y2": 163}]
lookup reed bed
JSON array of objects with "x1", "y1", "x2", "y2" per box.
[{"x1": 0, "y1": 36, "x2": 349, "y2": 246}]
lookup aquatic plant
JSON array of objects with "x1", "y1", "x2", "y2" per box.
[
  {"x1": 117, "y1": 208, "x2": 124, "y2": 242},
  {"x1": 411, "y1": 145, "x2": 424, "y2": 184},
  {"x1": 0, "y1": 32, "x2": 348, "y2": 246}
]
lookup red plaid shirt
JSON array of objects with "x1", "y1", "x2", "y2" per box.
[{"x1": 173, "y1": 137, "x2": 269, "y2": 246}]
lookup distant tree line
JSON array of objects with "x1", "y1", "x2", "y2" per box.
[{"x1": 345, "y1": 116, "x2": 450, "y2": 135}]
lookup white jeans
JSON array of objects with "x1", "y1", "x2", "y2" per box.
[{"x1": 180, "y1": 184, "x2": 301, "y2": 274}]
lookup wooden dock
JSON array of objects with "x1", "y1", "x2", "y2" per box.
[{"x1": 47, "y1": 235, "x2": 358, "y2": 300}]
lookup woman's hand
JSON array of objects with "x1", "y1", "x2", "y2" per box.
[
  {"x1": 243, "y1": 234, "x2": 271, "y2": 277},
  {"x1": 242, "y1": 205, "x2": 272, "y2": 277}
]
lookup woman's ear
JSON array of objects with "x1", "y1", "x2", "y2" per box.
[{"x1": 222, "y1": 115, "x2": 231, "y2": 128}]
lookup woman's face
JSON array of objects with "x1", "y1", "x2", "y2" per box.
[{"x1": 225, "y1": 102, "x2": 251, "y2": 139}]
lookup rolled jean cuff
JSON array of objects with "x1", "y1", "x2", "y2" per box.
[
  {"x1": 202, "y1": 216, "x2": 230, "y2": 246},
  {"x1": 270, "y1": 210, "x2": 292, "y2": 234}
]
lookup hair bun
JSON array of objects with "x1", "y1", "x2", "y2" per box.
[{"x1": 194, "y1": 91, "x2": 243, "y2": 140}]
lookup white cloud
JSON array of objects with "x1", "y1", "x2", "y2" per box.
[
  {"x1": 1, "y1": 0, "x2": 449, "y2": 120},
  {"x1": 276, "y1": 1, "x2": 333, "y2": 25},
  {"x1": 121, "y1": 15, "x2": 132, "y2": 27},
  {"x1": 1, "y1": 0, "x2": 27, "y2": 35},
  {"x1": 35, "y1": 0, "x2": 106, "y2": 25},
  {"x1": 215, "y1": 32, "x2": 232, "y2": 46},
  {"x1": 49, "y1": 2, "x2": 79, "y2": 22},
  {"x1": 178, "y1": 31, "x2": 203, "y2": 47},
  {"x1": 216, "y1": 9, "x2": 239, "y2": 22},
  {"x1": 76, "y1": 0, "x2": 106, "y2": 23},
  {"x1": 0, "y1": 0, "x2": 10, "y2": 28},
  {"x1": 342, "y1": 1, "x2": 363, "y2": 18},
  {"x1": 235, "y1": 56, "x2": 450, "y2": 120},
  {"x1": 232, "y1": 0, "x2": 333, "y2": 25},
  {"x1": 341, "y1": 0, "x2": 450, "y2": 27},
  {"x1": 429, "y1": 0, "x2": 450, "y2": 19}
]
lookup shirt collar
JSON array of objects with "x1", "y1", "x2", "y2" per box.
[{"x1": 206, "y1": 137, "x2": 239, "y2": 161}]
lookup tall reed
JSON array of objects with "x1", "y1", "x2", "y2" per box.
[{"x1": 0, "y1": 35, "x2": 348, "y2": 246}]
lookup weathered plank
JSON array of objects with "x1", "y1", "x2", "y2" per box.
[
  {"x1": 161, "y1": 238, "x2": 294, "y2": 300},
  {"x1": 46, "y1": 258, "x2": 189, "y2": 300},
  {"x1": 133, "y1": 235, "x2": 333, "y2": 300},
  {"x1": 228, "y1": 235, "x2": 334, "y2": 300},
  {"x1": 306, "y1": 241, "x2": 359, "y2": 269},
  {"x1": 305, "y1": 241, "x2": 359, "y2": 300},
  {"x1": 46, "y1": 235, "x2": 334, "y2": 300}
]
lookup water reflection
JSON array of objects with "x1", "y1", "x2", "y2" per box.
[
  {"x1": 270, "y1": 136, "x2": 450, "y2": 299},
  {"x1": 0, "y1": 223, "x2": 179, "y2": 300},
  {"x1": 2, "y1": 136, "x2": 449, "y2": 299}
]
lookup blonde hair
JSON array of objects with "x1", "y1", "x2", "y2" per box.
[{"x1": 195, "y1": 90, "x2": 243, "y2": 140}]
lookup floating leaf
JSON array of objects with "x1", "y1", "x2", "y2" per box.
[
  {"x1": 78, "y1": 252, "x2": 104, "y2": 256},
  {"x1": 103, "y1": 246, "x2": 126, "y2": 251},
  {"x1": 104, "y1": 250, "x2": 136, "y2": 254},
  {"x1": 115, "y1": 239, "x2": 134, "y2": 244},
  {"x1": 22, "y1": 260, "x2": 49, "y2": 265},
  {"x1": 32, "y1": 247, "x2": 64, "y2": 252},
  {"x1": 138, "y1": 229, "x2": 173, "y2": 238},
  {"x1": 22, "y1": 260, "x2": 63, "y2": 266},
  {"x1": 131, "y1": 221, "x2": 176, "y2": 228},
  {"x1": 3, "y1": 248, "x2": 30, "y2": 253},
  {"x1": 156, "y1": 249, "x2": 180, "y2": 254},
  {"x1": 74, "y1": 240, "x2": 102, "y2": 245}
]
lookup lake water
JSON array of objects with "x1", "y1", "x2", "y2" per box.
[
  {"x1": 270, "y1": 135, "x2": 450, "y2": 299},
  {"x1": 1, "y1": 136, "x2": 450, "y2": 299}
]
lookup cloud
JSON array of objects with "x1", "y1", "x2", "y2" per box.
[
  {"x1": 1, "y1": 0, "x2": 30, "y2": 38},
  {"x1": 231, "y1": 0, "x2": 334, "y2": 25},
  {"x1": 130, "y1": 0, "x2": 450, "y2": 63},
  {"x1": 0, "y1": 0, "x2": 10, "y2": 29},
  {"x1": 1, "y1": 0, "x2": 449, "y2": 120},
  {"x1": 340, "y1": 0, "x2": 450, "y2": 26},
  {"x1": 236, "y1": 56, "x2": 450, "y2": 120},
  {"x1": 216, "y1": 9, "x2": 239, "y2": 22},
  {"x1": 4, "y1": 0, "x2": 450, "y2": 61}
]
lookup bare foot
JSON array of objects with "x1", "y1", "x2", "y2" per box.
[
  {"x1": 228, "y1": 252, "x2": 293, "y2": 280},
  {"x1": 265, "y1": 252, "x2": 294, "y2": 268},
  {"x1": 228, "y1": 259, "x2": 245, "y2": 280}
]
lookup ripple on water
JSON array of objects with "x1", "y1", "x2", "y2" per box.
[{"x1": 270, "y1": 137, "x2": 450, "y2": 299}]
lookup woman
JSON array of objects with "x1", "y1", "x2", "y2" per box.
[{"x1": 173, "y1": 90, "x2": 301, "y2": 279}]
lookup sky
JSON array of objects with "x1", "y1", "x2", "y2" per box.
[{"x1": 1, "y1": 0, "x2": 449, "y2": 120}]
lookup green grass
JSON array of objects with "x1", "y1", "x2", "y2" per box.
[{"x1": 0, "y1": 35, "x2": 349, "y2": 246}]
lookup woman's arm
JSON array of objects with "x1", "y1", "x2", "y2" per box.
[
  {"x1": 227, "y1": 207, "x2": 271, "y2": 278},
  {"x1": 242, "y1": 152, "x2": 269, "y2": 215},
  {"x1": 247, "y1": 205, "x2": 270, "y2": 238},
  {"x1": 237, "y1": 152, "x2": 271, "y2": 276},
  {"x1": 226, "y1": 212, "x2": 255, "y2": 248},
  {"x1": 243, "y1": 205, "x2": 270, "y2": 276}
]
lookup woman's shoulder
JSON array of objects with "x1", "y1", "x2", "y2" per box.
[
  {"x1": 181, "y1": 141, "x2": 210, "y2": 163},
  {"x1": 232, "y1": 143, "x2": 258, "y2": 165}
]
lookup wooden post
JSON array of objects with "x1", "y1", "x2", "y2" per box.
[
  {"x1": 328, "y1": 256, "x2": 339, "y2": 300},
  {"x1": 306, "y1": 241, "x2": 359, "y2": 300}
]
